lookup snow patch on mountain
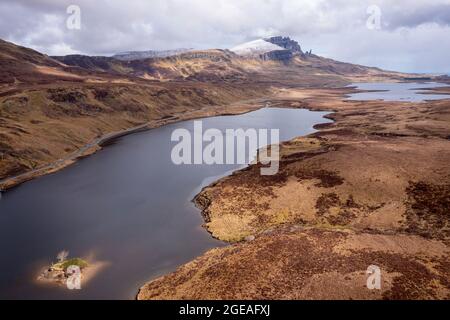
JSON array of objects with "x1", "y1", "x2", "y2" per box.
[
  {"x1": 230, "y1": 39, "x2": 285, "y2": 56},
  {"x1": 113, "y1": 49, "x2": 193, "y2": 61}
]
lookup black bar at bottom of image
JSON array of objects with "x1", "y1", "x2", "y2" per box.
[{"x1": 1, "y1": 300, "x2": 448, "y2": 318}]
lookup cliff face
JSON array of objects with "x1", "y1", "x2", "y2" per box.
[
  {"x1": 264, "y1": 36, "x2": 303, "y2": 55},
  {"x1": 260, "y1": 49, "x2": 293, "y2": 62},
  {"x1": 230, "y1": 36, "x2": 304, "y2": 62}
]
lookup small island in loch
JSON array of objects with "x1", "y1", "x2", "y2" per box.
[{"x1": 37, "y1": 251, "x2": 89, "y2": 287}]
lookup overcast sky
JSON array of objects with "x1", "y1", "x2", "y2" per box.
[{"x1": 0, "y1": 0, "x2": 449, "y2": 73}]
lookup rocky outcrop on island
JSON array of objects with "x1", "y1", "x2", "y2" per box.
[{"x1": 37, "y1": 251, "x2": 88, "y2": 287}]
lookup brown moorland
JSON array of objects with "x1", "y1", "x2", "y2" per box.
[
  {"x1": 1, "y1": 39, "x2": 448, "y2": 300},
  {"x1": 139, "y1": 87, "x2": 450, "y2": 300},
  {"x1": 0, "y1": 39, "x2": 410, "y2": 189}
]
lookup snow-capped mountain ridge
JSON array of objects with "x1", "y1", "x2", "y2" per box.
[
  {"x1": 230, "y1": 36, "x2": 304, "y2": 61},
  {"x1": 230, "y1": 39, "x2": 285, "y2": 56}
]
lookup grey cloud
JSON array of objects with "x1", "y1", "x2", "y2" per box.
[
  {"x1": 0, "y1": 0, "x2": 449, "y2": 72},
  {"x1": 382, "y1": 2, "x2": 450, "y2": 29}
]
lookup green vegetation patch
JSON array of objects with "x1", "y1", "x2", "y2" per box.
[{"x1": 54, "y1": 258, "x2": 89, "y2": 271}]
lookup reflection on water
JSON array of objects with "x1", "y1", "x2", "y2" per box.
[
  {"x1": 0, "y1": 107, "x2": 331, "y2": 299},
  {"x1": 346, "y1": 82, "x2": 450, "y2": 102}
]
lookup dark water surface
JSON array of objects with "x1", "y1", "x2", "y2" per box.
[
  {"x1": 0, "y1": 107, "x2": 331, "y2": 299},
  {"x1": 346, "y1": 82, "x2": 450, "y2": 102}
]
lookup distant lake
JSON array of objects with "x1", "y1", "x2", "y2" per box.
[
  {"x1": 0, "y1": 107, "x2": 331, "y2": 299},
  {"x1": 346, "y1": 82, "x2": 450, "y2": 102}
]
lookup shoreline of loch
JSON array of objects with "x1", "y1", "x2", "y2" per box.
[
  {"x1": 4, "y1": 79, "x2": 445, "y2": 193},
  {"x1": 0, "y1": 98, "x2": 273, "y2": 192},
  {"x1": 0, "y1": 99, "x2": 335, "y2": 299},
  {"x1": 2, "y1": 81, "x2": 448, "y2": 300},
  {"x1": 137, "y1": 84, "x2": 450, "y2": 300},
  {"x1": 191, "y1": 83, "x2": 450, "y2": 244}
]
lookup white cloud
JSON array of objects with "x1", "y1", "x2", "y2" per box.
[{"x1": 0, "y1": 0, "x2": 449, "y2": 72}]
